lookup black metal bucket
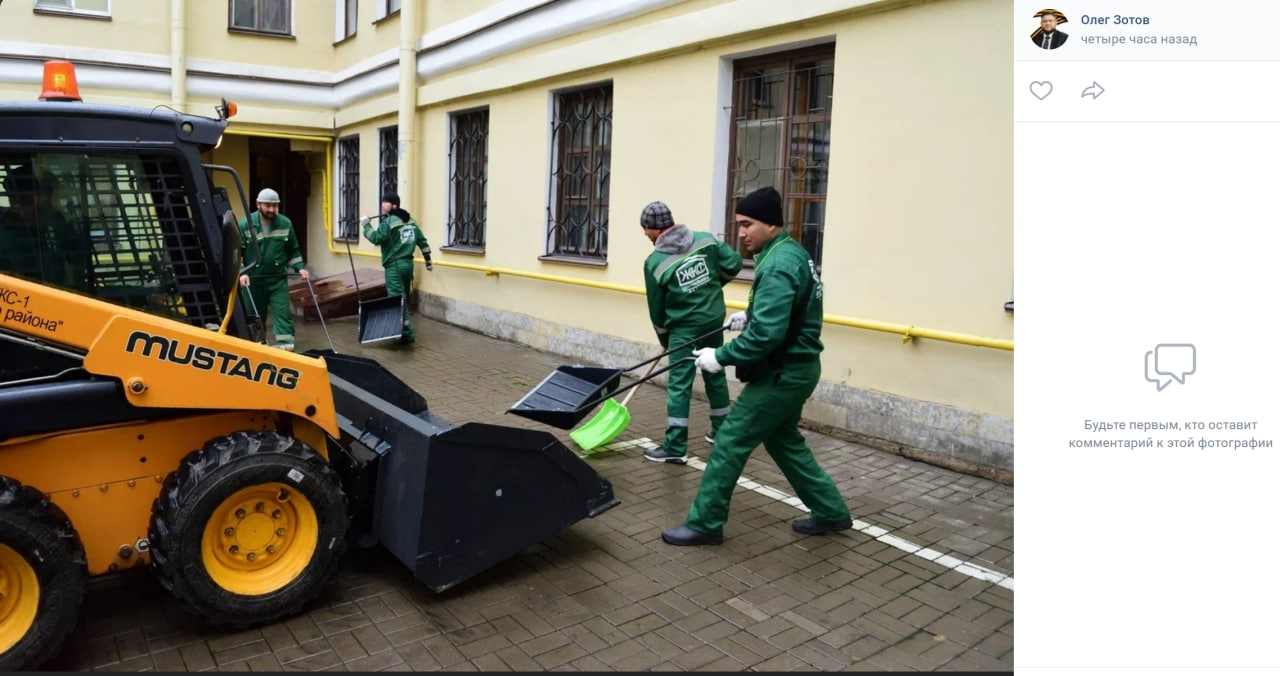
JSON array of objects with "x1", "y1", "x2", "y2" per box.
[
  {"x1": 506, "y1": 366, "x2": 624, "y2": 430},
  {"x1": 505, "y1": 324, "x2": 729, "y2": 430},
  {"x1": 321, "y1": 356, "x2": 619, "y2": 593},
  {"x1": 358, "y1": 294, "x2": 406, "y2": 344}
]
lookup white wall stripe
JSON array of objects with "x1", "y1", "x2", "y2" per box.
[{"x1": 603, "y1": 436, "x2": 1015, "y2": 591}]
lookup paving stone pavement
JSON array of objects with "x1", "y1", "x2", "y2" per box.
[{"x1": 43, "y1": 314, "x2": 1013, "y2": 672}]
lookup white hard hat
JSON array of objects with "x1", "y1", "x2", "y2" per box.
[{"x1": 257, "y1": 188, "x2": 281, "y2": 204}]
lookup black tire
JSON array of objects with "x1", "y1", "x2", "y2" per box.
[
  {"x1": 0, "y1": 476, "x2": 87, "y2": 672},
  {"x1": 148, "y1": 431, "x2": 348, "y2": 627}
]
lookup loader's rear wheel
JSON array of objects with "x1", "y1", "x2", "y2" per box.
[
  {"x1": 149, "y1": 431, "x2": 347, "y2": 627},
  {"x1": 0, "y1": 476, "x2": 86, "y2": 672}
]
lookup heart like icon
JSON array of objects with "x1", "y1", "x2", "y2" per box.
[{"x1": 1029, "y1": 81, "x2": 1053, "y2": 100}]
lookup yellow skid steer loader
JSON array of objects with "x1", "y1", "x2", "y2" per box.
[{"x1": 0, "y1": 61, "x2": 618, "y2": 670}]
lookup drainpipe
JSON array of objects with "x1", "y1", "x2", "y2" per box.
[
  {"x1": 171, "y1": 0, "x2": 186, "y2": 112},
  {"x1": 397, "y1": 0, "x2": 417, "y2": 210}
]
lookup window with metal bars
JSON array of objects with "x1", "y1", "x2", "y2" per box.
[
  {"x1": 336, "y1": 136, "x2": 360, "y2": 241},
  {"x1": 726, "y1": 45, "x2": 834, "y2": 268},
  {"x1": 447, "y1": 109, "x2": 489, "y2": 250},
  {"x1": 546, "y1": 83, "x2": 612, "y2": 261},
  {"x1": 229, "y1": 0, "x2": 291, "y2": 35},
  {"x1": 1, "y1": 151, "x2": 221, "y2": 327},
  {"x1": 378, "y1": 126, "x2": 398, "y2": 202}
]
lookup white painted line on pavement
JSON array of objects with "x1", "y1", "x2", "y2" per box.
[{"x1": 611, "y1": 436, "x2": 1014, "y2": 591}]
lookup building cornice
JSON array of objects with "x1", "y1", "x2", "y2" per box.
[{"x1": 0, "y1": 0, "x2": 919, "y2": 121}]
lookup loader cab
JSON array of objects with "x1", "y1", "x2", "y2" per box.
[{"x1": 0, "y1": 63, "x2": 258, "y2": 382}]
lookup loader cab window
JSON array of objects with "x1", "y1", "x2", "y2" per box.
[
  {"x1": 0, "y1": 162, "x2": 81, "y2": 289},
  {"x1": 0, "y1": 152, "x2": 221, "y2": 327}
]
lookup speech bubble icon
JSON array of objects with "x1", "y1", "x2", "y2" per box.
[
  {"x1": 1144, "y1": 350, "x2": 1171, "y2": 391},
  {"x1": 1151, "y1": 343, "x2": 1196, "y2": 390}
]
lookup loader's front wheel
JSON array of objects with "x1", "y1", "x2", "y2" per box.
[
  {"x1": 0, "y1": 476, "x2": 86, "y2": 672},
  {"x1": 149, "y1": 431, "x2": 348, "y2": 627}
]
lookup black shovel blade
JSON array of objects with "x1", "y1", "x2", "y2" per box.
[{"x1": 358, "y1": 295, "x2": 406, "y2": 344}]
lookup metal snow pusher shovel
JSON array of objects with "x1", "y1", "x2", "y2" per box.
[{"x1": 566, "y1": 324, "x2": 731, "y2": 452}]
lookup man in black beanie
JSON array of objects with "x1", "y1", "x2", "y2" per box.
[
  {"x1": 361, "y1": 191, "x2": 433, "y2": 345},
  {"x1": 661, "y1": 186, "x2": 850, "y2": 546}
]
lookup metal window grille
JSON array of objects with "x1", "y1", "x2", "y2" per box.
[
  {"x1": 727, "y1": 46, "x2": 834, "y2": 268},
  {"x1": 229, "y1": 0, "x2": 291, "y2": 34},
  {"x1": 447, "y1": 109, "x2": 489, "y2": 249},
  {"x1": 336, "y1": 136, "x2": 360, "y2": 241},
  {"x1": 547, "y1": 84, "x2": 611, "y2": 260},
  {"x1": 1, "y1": 152, "x2": 221, "y2": 328},
  {"x1": 378, "y1": 126, "x2": 398, "y2": 201}
]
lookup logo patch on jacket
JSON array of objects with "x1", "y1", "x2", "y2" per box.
[{"x1": 674, "y1": 255, "x2": 711, "y2": 293}]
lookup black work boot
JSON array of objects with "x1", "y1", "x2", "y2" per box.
[{"x1": 661, "y1": 524, "x2": 723, "y2": 546}]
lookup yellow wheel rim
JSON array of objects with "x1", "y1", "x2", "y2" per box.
[
  {"x1": 0, "y1": 543, "x2": 40, "y2": 654},
  {"x1": 201, "y1": 482, "x2": 319, "y2": 596}
]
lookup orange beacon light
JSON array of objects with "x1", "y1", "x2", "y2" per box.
[{"x1": 39, "y1": 60, "x2": 83, "y2": 102}]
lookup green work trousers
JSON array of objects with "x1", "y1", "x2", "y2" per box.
[
  {"x1": 685, "y1": 359, "x2": 849, "y2": 535},
  {"x1": 662, "y1": 326, "x2": 731, "y2": 455},
  {"x1": 245, "y1": 275, "x2": 295, "y2": 350},
  {"x1": 385, "y1": 259, "x2": 415, "y2": 341}
]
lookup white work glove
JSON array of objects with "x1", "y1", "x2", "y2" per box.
[
  {"x1": 359, "y1": 214, "x2": 371, "y2": 226},
  {"x1": 239, "y1": 274, "x2": 250, "y2": 287},
  {"x1": 693, "y1": 347, "x2": 723, "y2": 374},
  {"x1": 297, "y1": 269, "x2": 310, "y2": 281},
  {"x1": 727, "y1": 311, "x2": 748, "y2": 332}
]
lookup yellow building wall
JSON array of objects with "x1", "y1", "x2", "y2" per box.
[
  {"x1": 401, "y1": 0, "x2": 1013, "y2": 422},
  {"x1": 332, "y1": 0, "x2": 404, "y2": 72},
  {"x1": 17, "y1": 2, "x2": 168, "y2": 55},
  {"x1": 425, "y1": 0, "x2": 511, "y2": 32},
  {"x1": 185, "y1": 1, "x2": 336, "y2": 73}
]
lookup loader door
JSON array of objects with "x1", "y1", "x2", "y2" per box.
[{"x1": 0, "y1": 151, "x2": 227, "y2": 330}]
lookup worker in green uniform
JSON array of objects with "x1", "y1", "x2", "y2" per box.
[
  {"x1": 238, "y1": 188, "x2": 309, "y2": 352},
  {"x1": 640, "y1": 201, "x2": 742, "y2": 463},
  {"x1": 661, "y1": 186, "x2": 851, "y2": 546},
  {"x1": 361, "y1": 192, "x2": 433, "y2": 346}
]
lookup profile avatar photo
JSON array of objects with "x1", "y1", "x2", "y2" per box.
[{"x1": 1031, "y1": 9, "x2": 1069, "y2": 50}]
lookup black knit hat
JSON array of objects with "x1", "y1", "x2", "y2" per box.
[
  {"x1": 735, "y1": 187, "x2": 783, "y2": 227},
  {"x1": 381, "y1": 192, "x2": 400, "y2": 207}
]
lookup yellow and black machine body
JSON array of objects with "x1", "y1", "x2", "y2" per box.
[{"x1": 0, "y1": 62, "x2": 618, "y2": 671}]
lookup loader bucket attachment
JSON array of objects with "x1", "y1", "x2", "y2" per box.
[
  {"x1": 309, "y1": 349, "x2": 620, "y2": 592},
  {"x1": 307, "y1": 349, "x2": 427, "y2": 416}
]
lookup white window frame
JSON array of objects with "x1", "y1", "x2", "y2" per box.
[
  {"x1": 33, "y1": 0, "x2": 111, "y2": 17},
  {"x1": 228, "y1": 0, "x2": 293, "y2": 36},
  {"x1": 334, "y1": 0, "x2": 357, "y2": 42},
  {"x1": 375, "y1": 0, "x2": 401, "y2": 22}
]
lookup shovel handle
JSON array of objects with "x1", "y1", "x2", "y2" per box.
[
  {"x1": 581, "y1": 357, "x2": 695, "y2": 412},
  {"x1": 618, "y1": 356, "x2": 661, "y2": 408},
  {"x1": 624, "y1": 324, "x2": 730, "y2": 373},
  {"x1": 302, "y1": 273, "x2": 337, "y2": 354}
]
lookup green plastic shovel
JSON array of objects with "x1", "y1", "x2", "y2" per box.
[
  {"x1": 570, "y1": 357, "x2": 659, "y2": 453},
  {"x1": 568, "y1": 324, "x2": 730, "y2": 454}
]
